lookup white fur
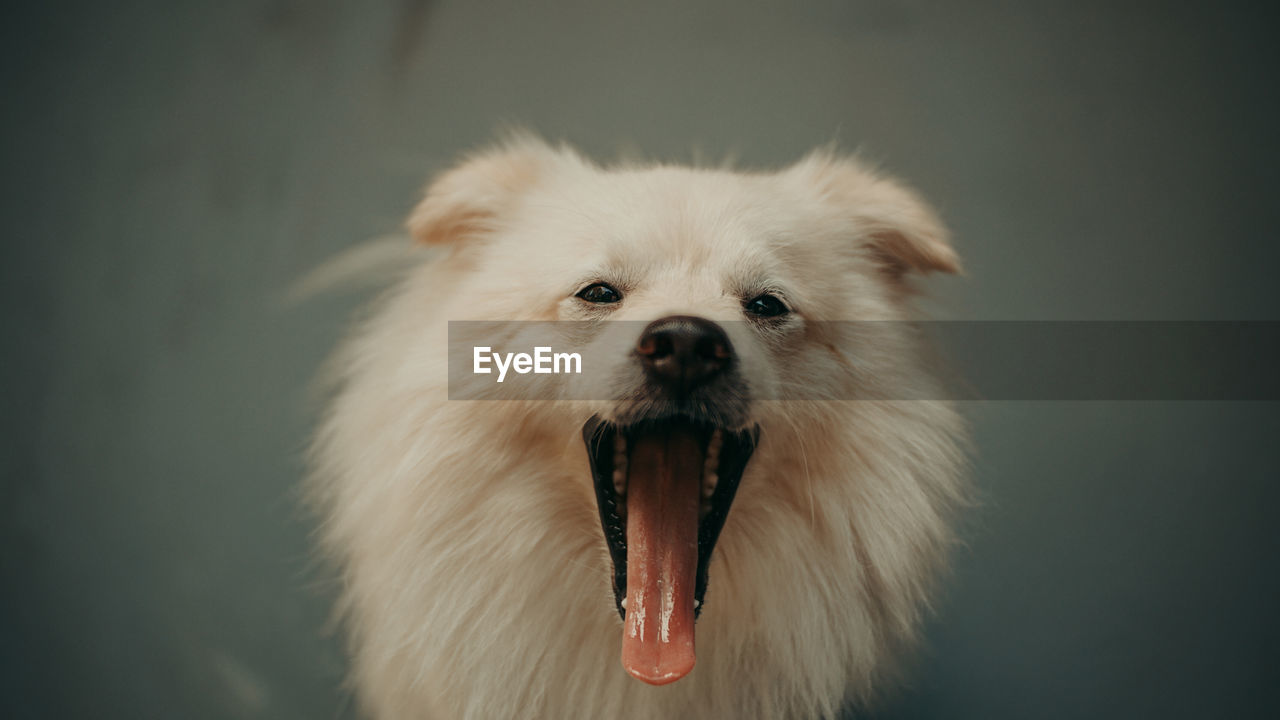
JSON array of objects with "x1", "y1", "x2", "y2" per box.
[{"x1": 308, "y1": 136, "x2": 968, "y2": 719}]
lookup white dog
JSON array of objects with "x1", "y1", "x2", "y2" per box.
[{"x1": 308, "y1": 136, "x2": 968, "y2": 719}]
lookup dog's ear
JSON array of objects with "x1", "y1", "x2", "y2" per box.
[
  {"x1": 790, "y1": 153, "x2": 960, "y2": 277},
  {"x1": 408, "y1": 138, "x2": 565, "y2": 246}
]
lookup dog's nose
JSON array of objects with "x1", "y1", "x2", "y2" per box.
[{"x1": 636, "y1": 315, "x2": 733, "y2": 392}]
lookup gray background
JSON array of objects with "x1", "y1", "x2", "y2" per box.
[{"x1": 3, "y1": 1, "x2": 1278, "y2": 718}]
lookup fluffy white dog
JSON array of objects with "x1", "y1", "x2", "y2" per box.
[{"x1": 308, "y1": 136, "x2": 968, "y2": 719}]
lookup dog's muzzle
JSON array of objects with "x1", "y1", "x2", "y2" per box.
[{"x1": 583, "y1": 315, "x2": 759, "y2": 686}]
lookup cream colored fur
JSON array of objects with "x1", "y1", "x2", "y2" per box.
[{"x1": 308, "y1": 136, "x2": 968, "y2": 719}]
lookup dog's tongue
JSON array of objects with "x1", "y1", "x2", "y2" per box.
[{"x1": 622, "y1": 423, "x2": 702, "y2": 685}]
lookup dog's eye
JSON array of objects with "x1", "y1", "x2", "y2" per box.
[
  {"x1": 744, "y1": 293, "x2": 789, "y2": 318},
  {"x1": 576, "y1": 283, "x2": 622, "y2": 304}
]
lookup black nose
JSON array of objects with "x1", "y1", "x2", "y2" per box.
[{"x1": 636, "y1": 315, "x2": 733, "y2": 392}]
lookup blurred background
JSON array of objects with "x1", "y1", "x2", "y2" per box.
[{"x1": 3, "y1": 1, "x2": 1278, "y2": 718}]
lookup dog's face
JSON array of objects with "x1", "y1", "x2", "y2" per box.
[{"x1": 409, "y1": 137, "x2": 959, "y2": 685}]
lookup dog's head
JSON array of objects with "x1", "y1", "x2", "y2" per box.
[{"x1": 410, "y1": 136, "x2": 959, "y2": 684}]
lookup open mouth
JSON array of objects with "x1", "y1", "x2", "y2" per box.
[{"x1": 583, "y1": 415, "x2": 759, "y2": 685}]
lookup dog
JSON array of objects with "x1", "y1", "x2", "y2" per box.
[{"x1": 308, "y1": 135, "x2": 968, "y2": 719}]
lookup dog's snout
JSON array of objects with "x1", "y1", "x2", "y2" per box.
[{"x1": 636, "y1": 315, "x2": 733, "y2": 392}]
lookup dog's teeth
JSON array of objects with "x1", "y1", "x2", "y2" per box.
[
  {"x1": 703, "y1": 429, "x2": 721, "y2": 477},
  {"x1": 613, "y1": 433, "x2": 627, "y2": 490},
  {"x1": 702, "y1": 473, "x2": 718, "y2": 498},
  {"x1": 694, "y1": 599, "x2": 701, "y2": 610},
  {"x1": 621, "y1": 598, "x2": 627, "y2": 609}
]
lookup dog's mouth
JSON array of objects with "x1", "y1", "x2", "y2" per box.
[{"x1": 583, "y1": 415, "x2": 758, "y2": 685}]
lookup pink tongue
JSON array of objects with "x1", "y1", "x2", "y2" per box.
[{"x1": 621, "y1": 425, "x2": 702, "y2": 685}]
